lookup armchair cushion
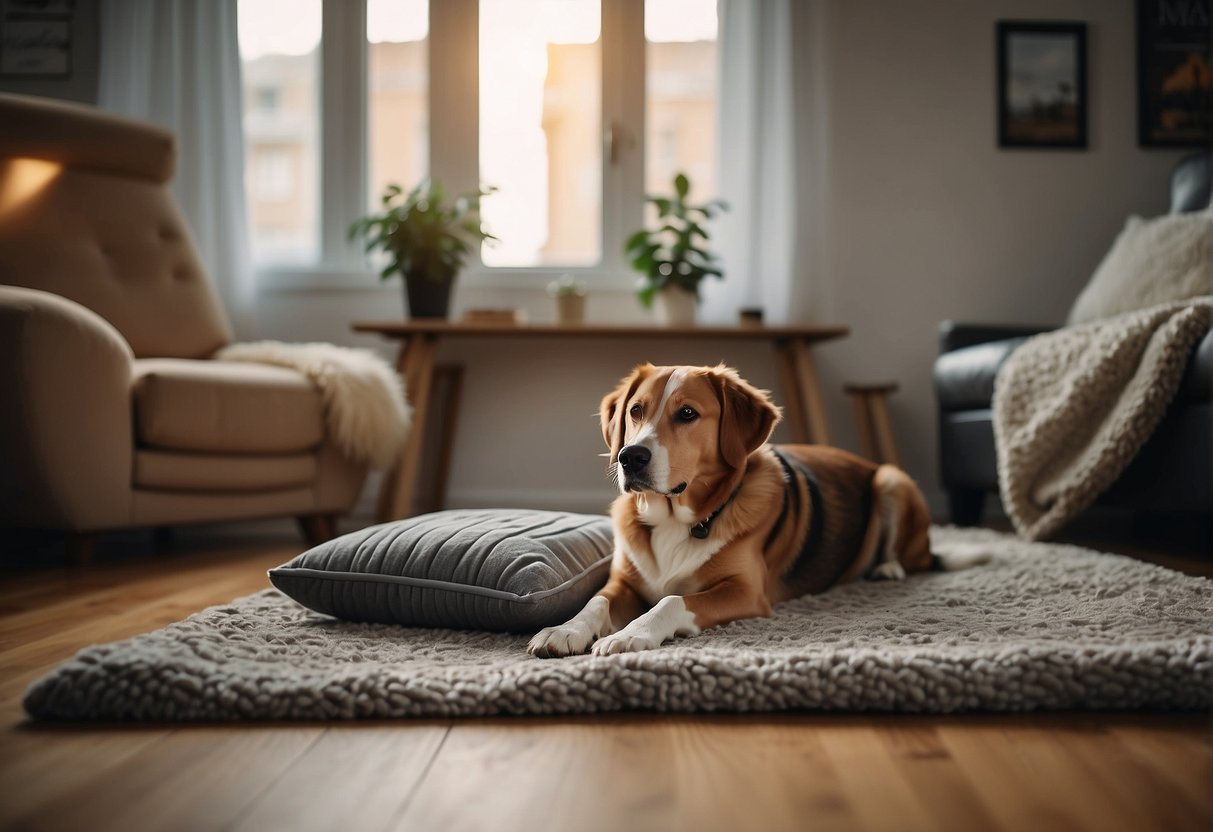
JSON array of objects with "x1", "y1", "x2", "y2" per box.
[
  {"x1": 133, "y1": 450, "x2": 317, "y2": 492},
  {"x1": 132, "y1": 359, "x2": 324, "y2": 454}
]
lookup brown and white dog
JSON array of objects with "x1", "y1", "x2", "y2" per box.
[{"x1": 528, "y1": 363, "x2": 987, "y2": 658}]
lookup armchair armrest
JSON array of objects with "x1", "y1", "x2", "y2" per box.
[
  {"x1": 0, "y1": 286, "x2": 134, "y2": 530},
  {"x1": 938, "y1": 321, "x2": 1057, "y2": 354}
]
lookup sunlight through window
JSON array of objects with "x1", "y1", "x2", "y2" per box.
[
  {"x1": 238, "y1": 0, "x2": 322, "y2": 265},
  {"x1": 479, "y1": 0, "x2": 602, "y2": 268}
]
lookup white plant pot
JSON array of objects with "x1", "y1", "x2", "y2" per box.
[
  {"x1": 555, "y1": 293, "x2": 586, "y2": 324},
  {"x1": 653, "y1": 287, "x2": 697, "y2": 326}
]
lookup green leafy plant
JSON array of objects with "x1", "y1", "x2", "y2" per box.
[
  {"x1": 624, "y1": 172, "x2": 728, "y2": 308},
  {"x1": 348, "y1": 179, "x2": 497, "y2": 284}
]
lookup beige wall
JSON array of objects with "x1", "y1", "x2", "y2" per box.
[
  {"x1": 799, "y1": 0, "x2": 1189, "y2": 516},
  {"x1": 50, "y1": 0, "x2": 1190, "y2": 519},
  {"x1": 267, "y1": 0, "x2": 1185, "y2": 520}
]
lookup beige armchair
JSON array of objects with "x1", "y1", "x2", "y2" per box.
[{"x1": 0, "y1": 93, "x2": 366, "y2": 562}]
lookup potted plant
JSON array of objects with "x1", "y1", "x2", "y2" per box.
[
  {"x1": 547, "y1": 274, "x2": 587, "y2": 324},
  {"x1": 624, "y1": 172, "x2": 728, "y2": 325},
  {"x1": 349, "y1": 179, "x2": 497, "y2": 319}
]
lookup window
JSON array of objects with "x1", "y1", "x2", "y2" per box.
[
  {"x1": 238, "y1": 0, "x2": 718, "y2": 283},
  {"x1": 367, "y1": 0, "x2": 428, "y2": 212},
  {"x1": 238, "y1": 0, "x2": 321, "y2": 266}
]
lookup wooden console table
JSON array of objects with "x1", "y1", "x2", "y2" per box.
[{"x1": 352, "y1": 321, "x2": 849, "y2": 521}]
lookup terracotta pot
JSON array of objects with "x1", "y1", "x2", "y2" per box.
[{"x1": 653, "y1": 286, "x2": 697, "y2": 326}]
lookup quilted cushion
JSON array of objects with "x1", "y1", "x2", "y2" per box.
[
  {"x1": 132, "y1": 358, "x2": 324, "y2": 453},
  {"x1": 269, "y1": 509, "x2": 615, "y2": 633}
]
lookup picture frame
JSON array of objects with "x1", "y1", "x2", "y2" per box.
[
  {"x1": 0, "y1": 19, "x2": 70, "y2": 77},
  {"x1": 0, "y1": 0, "x2": 74, "y2": 79},
  {"x1": 1136, "y1": 0, "x2": 1211, "y2": 148},
  {"x1": 997, "y1": 21, "x2": 1088, "y2": 150}
]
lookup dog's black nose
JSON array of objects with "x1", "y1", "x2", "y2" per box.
[{"x1": 618, "y1": 445, "x2": 651, "y2": 473}]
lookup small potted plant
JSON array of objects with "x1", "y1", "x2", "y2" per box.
[
  {"x1": 349, "y1": 179, "x2": 497, "y2": 319},
  {"x1": 547, "y1": 274, "x2": 587, "y2": 324},
  {"x1": 624, "y1": 172, "x2": 728, "y2": 325}
]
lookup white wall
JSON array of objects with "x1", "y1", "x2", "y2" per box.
[{"x1": 253, "y1": 0, "x2": 1190, "y2": 520}]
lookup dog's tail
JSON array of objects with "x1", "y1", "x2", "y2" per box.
[{"x1": 930, "y1": 542, "x2": 993, "y2": 572}]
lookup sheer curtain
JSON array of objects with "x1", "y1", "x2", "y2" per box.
[
  {"x1": 98, "y1": 0, "x2": 253, "y2": 336},
  {"x1": 701, "y1": 0, "x2": 827, "y2": 325}
]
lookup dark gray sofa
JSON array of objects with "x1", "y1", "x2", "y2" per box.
[{"x1": 934, "y1": 152, "x2": 1211, "y2": 526}]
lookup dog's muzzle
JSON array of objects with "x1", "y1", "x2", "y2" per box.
[
  {"x1": 618, "y1": 444, "x2": 686, "y2": 495},
  {"x1": 618, "y1": 444, "x2": 652, "y2": 491}
]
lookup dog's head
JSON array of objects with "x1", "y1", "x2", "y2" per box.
[{"x1": 600, "y1": 364, "x2": 781, "y2": 495}]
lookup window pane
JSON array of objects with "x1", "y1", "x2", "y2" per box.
[
  {"x1": 238, "y1": 0, "x2": 321, "y2": 266},
  {"x1": 645, "y1": 0, "x2": 718, "y2": 201},
  {"x1": 367, "y1": 0, "x2": 428, "y2": 211},
  {"x1": 479, "y1": 0, "x2": 602, "y2": 268}
]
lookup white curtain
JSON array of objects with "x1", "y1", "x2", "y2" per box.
[
  {"x1": 702, "y1": 0, "x2": 822, "y2": 325},
  {"x1": 98, "y1": 0, "x2": 254, "y2": 336}
]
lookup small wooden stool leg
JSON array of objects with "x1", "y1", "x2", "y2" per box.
[{"x1": 843, "y1": 382, "x2": 901, "y2": 467}]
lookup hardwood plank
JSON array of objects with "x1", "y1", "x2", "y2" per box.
[
  {"x1": 20, "y1": 727, "x2": 323, "y2": 832},
  {"x1": 232, "y1": 724, "x2": 450, "y2": 832},
  {"x1": 0, "y1": 726, "x2": 169, "y2": 823},
  {"x1": 815, "y1": 721, "x2": 939, "y2": 831},
  {"x1": 396, "y1": 718, "x2": 638, "y2": 832},
  {"x1": 663, "y1": 716, "x2": 853, "y2": 832}
]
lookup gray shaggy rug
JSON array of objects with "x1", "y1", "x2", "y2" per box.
[{"x1": 23, "y1": 527, "x2": 1213, "y2": 720}]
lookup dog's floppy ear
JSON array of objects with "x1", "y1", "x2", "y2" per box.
[
  {"x1": 600, "y1": 364, "x2": 650, "y2": 462},
  {"x1": 711, "y1": 365, "x2": 782, "y2": 470}
]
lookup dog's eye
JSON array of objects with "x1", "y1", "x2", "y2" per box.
[
  {"x1": 629, "y1": 403, "x2": 643, "y2": 420},
  {"x1": 676, "y1": 406, "x2": 699, "y2": 423}
]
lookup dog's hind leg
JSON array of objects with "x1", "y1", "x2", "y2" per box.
[{"x1": 868, "y1": 465, "x2": 933, "y2": 580}]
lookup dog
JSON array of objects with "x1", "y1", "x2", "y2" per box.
[{"x1": 528, "y1": 363, "x2": 987, "y2": 658}]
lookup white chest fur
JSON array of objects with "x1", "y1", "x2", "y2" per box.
[{"x1": 623, "y1": 496, "x2": 725, "y2": 604}]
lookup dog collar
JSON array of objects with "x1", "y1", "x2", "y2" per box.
[{"x1": 689, "y1": 483, "x2": 742, "y2": 539}]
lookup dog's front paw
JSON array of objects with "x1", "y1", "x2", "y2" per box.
[
  {"x1": 869, "y1": 561, "x2": 906, "y2": 581},
  {"x1": 527, "y1": 623, "x2": 595, "y2": 658},
  {"x1": 591, "y1": 628, "x2": 664, "y2": 656}
]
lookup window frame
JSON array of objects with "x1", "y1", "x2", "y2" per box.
[{"x1": 255, "y1": 0, "x2": 651, "y2": 292}]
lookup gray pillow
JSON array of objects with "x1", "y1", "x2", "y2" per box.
[{"x1": 269, "y1": 509, "x2": 614, "y2": 633}]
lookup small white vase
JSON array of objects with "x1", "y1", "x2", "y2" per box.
[{"x1": 653, "y1": 287, "x2": 697, "y2": 326}]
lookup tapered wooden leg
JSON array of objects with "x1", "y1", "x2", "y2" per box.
[
  {"x1": 844, "y1": 382, "x2": 901, "y2": 466},
  {"x1": 774, "y1": 339, "x2": 833, "y2": 445},
  {"x1": 65, "y1": 533, "x2": 96, "y2": 567},
  {"x1": 377, "y1": 334, "x2": 438, "y2": 522},
  {"x1": 775, "y1": 341, "x2": 810, "y2": 444},
  {"x1": 791, "y1": 339, "x2": 831, "y2": 445}
]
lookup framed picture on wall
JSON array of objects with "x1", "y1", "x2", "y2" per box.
[
  {"x1": 997, "y1": 21, "x2": 1088, "y2": 149},
  {"x1": 0, "y1": 0, "x2": 74, "y2": 79},
  {"x1": 1136, "y1": 0, "x2": 1211, "y2": 148}
]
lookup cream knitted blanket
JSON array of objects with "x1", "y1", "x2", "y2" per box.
[
  {"x1": 993, "y1": 298, "x2": 1211, "y2": 540},
  {"x1": 215, "y1": 341, "x2": 411, "y2": 469}
]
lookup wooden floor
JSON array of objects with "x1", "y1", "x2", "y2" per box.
[{"x1": 1, "y1": 521, "x2": 1209, "y2": 832}]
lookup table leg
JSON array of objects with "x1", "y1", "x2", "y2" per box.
[
  {"x1": 771, "y1": 339, "x2": 829, "y2": 446},
  {"x1": 791, "y1": 338, "x2": 832, "y2": 445},
  {"x1": 775, "y1": 341, "x2": 810, "y2": 444},
  {"x1": 377, "y1": 334, "x2": 438, "y2": 522}
]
